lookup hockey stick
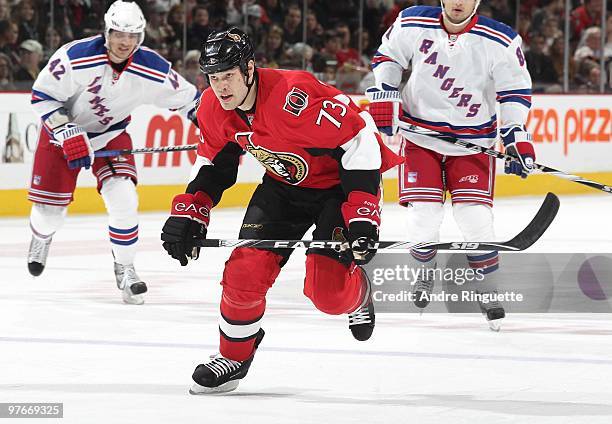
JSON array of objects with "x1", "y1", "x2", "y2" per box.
[
  {"x1": 94, "y1": 144, "x2": 197, "y2": 158},
  {"x1": 399, "y1": 123, "x2": 612, "y2": 194},
  {"x1": 195, "y1": 192, "x2": 559, "y2": 252}
]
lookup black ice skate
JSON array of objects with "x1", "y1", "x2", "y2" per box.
[
  {"x1": 413, "y1": 277, "x2": 434, "y2": 309},
  {"x1": 27, "y1": 235, "x2": 52, "y2": 277},
  {"x1": 348, "y1": 266, "x2": 375, "y2": 341},
  {"x1": 477, "y1": 291, "x2": 506, "y2": 332},
  {"x1": 190, "y1": 329, "x2": 265, "y2": 394}
]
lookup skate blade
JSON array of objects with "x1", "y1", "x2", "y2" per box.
[
  {"x1": 122, "y1": 291, "x2": 145, "y2": 305},
  {"x1": 189, "y1": 380, "x2": 239, "y2": 395},
  {"x1": 487, "y1": 318, "x2": 503, "y2": 332}
]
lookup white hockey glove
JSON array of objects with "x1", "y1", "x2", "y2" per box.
[
  {"x1": 501, "y1": 126, "x2": 535, "y2": 178},
  {"x1": 365, "y1": 83, "x2": 402, "y2": 136},
  {"x1": 52, "y1": 123, "x2": 94, "y2": 170}
]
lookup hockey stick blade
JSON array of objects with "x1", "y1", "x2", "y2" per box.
[{"x1": 196, "y1": 193, "x2": 559, "y2": 252}]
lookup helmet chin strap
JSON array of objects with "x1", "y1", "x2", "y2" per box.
[
  {"x1": 236, "y1": 68, "x2": 257, "y2": 109},
  {"x1": 440, "y1": 0, "x2": 481, "y2": 29}
]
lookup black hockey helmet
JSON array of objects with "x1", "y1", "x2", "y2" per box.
[{"x1": 199, "y1": 27, "x2": 255, "y2": 76}]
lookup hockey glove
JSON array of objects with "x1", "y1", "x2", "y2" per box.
[
  {"x1": 341, "y1": 191, "x2": 381, "y2": 265},
  {"x1": 161, "y1": 191, "x2": 212, "y2": 266},
  {"x1": 52, "y1": 123, "x2": 94, "y2": 170},
  {"x1": 365, "y1": 83, "x2": 402, "y2": 136},
  {"x1": 501, "y1": 126, "x2": 536, "y2": 178}
]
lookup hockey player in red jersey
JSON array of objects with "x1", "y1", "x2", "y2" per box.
[{"x1": 161, "y1": 28, "x2": 402, "y2": 393}]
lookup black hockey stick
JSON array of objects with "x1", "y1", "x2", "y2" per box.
[
  {"x1": 399, "y1": 123, "x2": 612, "y2": 194},
  {"x1": 195, "y1": 192, "x2": 559, "y2": 252},
  {"x1": 94, "y1": 144, "x2": 197, "y2": 158}
]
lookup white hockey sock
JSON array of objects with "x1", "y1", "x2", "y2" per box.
[
  {"x1": 101, "y1": 177, "x2": 139, "y2": 266},
  {"x1": 29, "y1": 203, "x2": 67, "y2": 239}
]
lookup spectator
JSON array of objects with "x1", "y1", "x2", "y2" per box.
[
  {"x1": 13, "y1": 39, "x2": 42, "y2": 88},
  {"x1": 11, "y1": 0, "x2": 36, "y2": 44},
  {"x1": 146, "y1": 3, "x2": 176, "y2": 50},
  {"x1": 257, "y1": 24, "x2": 286, "y2": 68},
  {"x1": 187, "y1": 5, "x2": 213, "y2": 50},
  {"x1": 381, "y1": 0, "x2": 414, "y2": 33},
  {"x1": 525, "y1": 33, "x2": 559, "y2": 88},
  {"x1": 305, "y1": 10, "x2": 323, "y2": 49},
  {"x1": 43, "y1": 27, "x2": 62, "y2": 62},
  {"x1": 167, "y1": 3, "x2": 186, "y2": 42},
  {"x1": 550, "y1": 36, "x2": 575, "y2": 87},
  {"x1": 0, "y1": 0, "x2": 10, "y2": 21},
  {"x1": 0, "y1": 20, "x2": 19, "y2": 65},
  {"x1": 571, "y1": 0, "x2": 602, "y2": 42},
  {"x1": 363, "y1": 0, "x2": 385, "y2": 44},
  {"x1": 489, "y1": 0, "x2": 514, "y2": 26},
  {"x1": 541, "y1": 17, "x2": 563, "y2": 54},
  {"x1": 261, "y1": 0, "x2": 283, "y2": 27},
  {"x1": 0, "y1": 51, "x2": 15, "y2": 90},
  {"x1": 574, "y1": 26, "x2": 602, "y2": 63},
  {"x1": 244, "y1": 4, "x2": 265, "y2": 49},
  {"x1": 312, "y1": 30, "x2": 340, "y2": 83},
  {"x1": 282, "y1": 3, "x2": 303, "y2": 45},
  {"x1": 182, "y1": 49, "x2": 207, "y2": 92}
]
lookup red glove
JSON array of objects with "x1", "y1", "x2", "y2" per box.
[
  {"x1": 162, "y1": 192, "x2": 213, "y2": 266},
  {"x1": 170, "y1": 192, "x2": 212, "y2": 227},
  {"x1": 52, "y1": 123, "x2": 94, "y2": 170},
  {"x1": 341, "y1": 191, "x2": 381, "y2": 265},
  {"x1": 365, "y1": 84, "x2": 403, "y2": 136}
]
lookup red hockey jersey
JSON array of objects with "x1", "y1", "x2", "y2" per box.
[{"x1": 195, "y1": 68, "x2": 401, "y2": 189}]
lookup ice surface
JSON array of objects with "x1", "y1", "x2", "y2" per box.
[{"x1": 1, "y1": 195, "x2": 611, "y2": 424}]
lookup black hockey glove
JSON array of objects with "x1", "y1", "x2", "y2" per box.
[
  {"x1": 341, "y1": 192, "x2": 381, "y2": 265},
  {"x1": 346, "y1": 221, "x2": 379, "y2": 265},
  {"x1": 161, "y1": 192, "x2": 211, "y2": 266}
]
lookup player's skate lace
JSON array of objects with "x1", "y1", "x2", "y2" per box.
[
  {"x1": 114, "y1": 263, "x2": 147, "y2": 305},
  {"x1": 204, "y1": 354, "x2": 243, "y2": 378},
  {"x1": 413, "y1": 278, "x2": 434, "y2": 309},
  {"x1": 348, "y1": 307, "x2": 371, "y2": 326},
  {"x1": 27, "y1": 235, "x2": 52, "y2": 276}
]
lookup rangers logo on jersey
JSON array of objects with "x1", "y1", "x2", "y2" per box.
[{"x1": 236, "y1": 132, "x2": 308, "y2": 185}]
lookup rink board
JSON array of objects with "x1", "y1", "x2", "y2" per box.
[{"x1": 1, "y1": 93, "x2": 611, "y2": 216}]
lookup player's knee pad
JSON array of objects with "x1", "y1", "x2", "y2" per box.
[
  {"x1": 453, "y1": 202, "x2": 495, "y2": 240},
  {"x1": 405, "y1": 202, "x2": 444, "y2": 242},
  {"x1": 30, "y1": 203, "x2": 67, "y2": 237},
  {"x1": 100, "y1": 176, "x2": 138, "y2": 219},
  {"x1": 221, "y1": 248, "x2": 283, "y2": 309},
  {"x1": 304, "y1": 254, "x2": 364, "y2": 315}
]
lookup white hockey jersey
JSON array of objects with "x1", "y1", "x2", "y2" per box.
[
  {"x1": 372, "y1": 6, "x2": 532, "y2": 156},
  {"x1": 31, "y1": 35, "x2": 198, "y2": 151}
]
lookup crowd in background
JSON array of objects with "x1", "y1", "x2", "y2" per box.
[{"x1": 0, "y1": 0, "x2": 611, "y2": 93}]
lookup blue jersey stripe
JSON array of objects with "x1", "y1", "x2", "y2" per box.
[
  {"x1": 499, "y1": 97, "x2": 532, "y2": 108},
  {"x1": 404, "y1": 113, "x2": 497, "y2": 131},
  {"x1": 476, "y1": 15, "x2": 517, "y2": 39},
  {"x1": 126, "y1": 68, "x2": 165, "y2": 84},
  {"x1": 401, "y1": 23, "x2": 441, "y2": 30},
  {"x1": 401, "y1": 5, "x2": 441, "y2": 19},
  {"x1": 66, "y1": 36, "x2": 106, "y2": 61},
  {"x1": 497, "y1": 88, "x2": 532, "y2": 96},
  {"x1": 470, "y1": 30, "x2": 510, "y2": 47},
  {"x1": 87, "y1": 117, "x2": 131, "y2": 139},
  {"x1": 73, "y1": 61, "x2": 107, "y2": 70}
]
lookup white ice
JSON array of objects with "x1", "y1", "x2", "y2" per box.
[{"x1": 1, "y1": 194, "x2": 612, "y2": 424}]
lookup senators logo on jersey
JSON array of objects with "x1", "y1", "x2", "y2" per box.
[{"x1": 235, "y1": 132, "x2": 308, "y2": 185}]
